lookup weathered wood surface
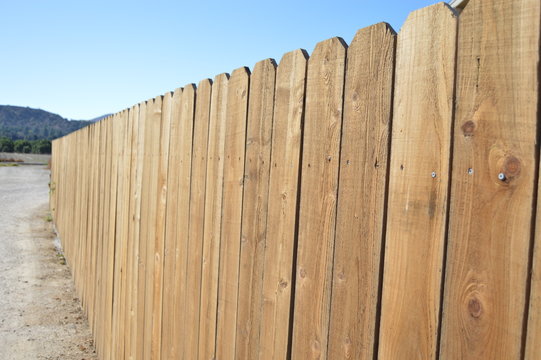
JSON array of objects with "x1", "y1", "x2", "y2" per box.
[
  {"x1": 378, "y1": 4, "x2": 457, "y2": 359},
  {"x1": 235, "y1": 59, "x2": 276, "y2": 360},
  {"x1": 291, "y1": 37, "x2": 347, "y2": 360},
  {"x1": 258, "y1": 49, "x2": 307, "y2": 360},
  {"x1": 440, "y1": 0, "x2": 541, "y2": 359},
  {"x1": 327, "y1": 22, "x2": 395, "y2": 360},
  {"x1": 216, "y1": 67, "x2": 250, "y2": 360},
  {"x1": 183, "y1": 79, "x2": 212, "y2": 359},
  {"x1": 198, "y1": 73, "x2": 229, "y2": 360}
]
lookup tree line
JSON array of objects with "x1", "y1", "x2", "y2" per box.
[{"x1": 0, "y1": 137, "x2": 51, "y2": 154}]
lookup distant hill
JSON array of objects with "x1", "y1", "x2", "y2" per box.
[{"x1": 0, "y1": 105, "x2": 99, "y2": 140}]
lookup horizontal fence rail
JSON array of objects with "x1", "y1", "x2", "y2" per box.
[{"x1": 50, "y1": 0, "x2": 541, "y2": 359}]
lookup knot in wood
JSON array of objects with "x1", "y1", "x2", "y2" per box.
[
  {"x1": 461, "y1": 120, "x2": 476, "y2": 137},
  {"x1": 502, "y1": 155, "x2": 521, "y2": 179},
  {"x1": 467, "y1": 297, "x2": 483, "y2": 319}
]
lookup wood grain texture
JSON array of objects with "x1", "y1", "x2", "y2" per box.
[
  {"x1": 134, "y1": 100, "x2": 147, "y2": 360},
  {"x1": 327, "y1": 22, "x2": 395, "y2": 360},
  {"x1": 126, "y1": 104, "x2": 141, "y2": 360},
  {"x1": 104, "y1": 113, "x2": 119, "y2": 360},
  {"x1": 235, "y1": 59, "x2": 276, "y2": 360},
  {"x1": 183, "y1": 79, "x2": 212, "y2": 360},
  {"x1": 160, "y1": 88, "x2": 183, "y2": 360},
  {"x1": 198, "y1": 73, "x2": 229, "y2": 360},
  {"x1": 171, "y1": 84, "x2": 196, "y2": 359},
  {"x1": 160, "y1": 86, "x2": 196, "y2": 360},
  {"x1": 258, "y1": 49, "x2": 308, "y2": 360},
  {"x1": 291, "y1": 37, "x2": 347, "y2": 359},
  {"x1": 378, "y1": 4, "x2": 457, "y2": 359},
  {"x1": 440, "y1": 0, "x2": 540, "y2": 358},
  {"x1": 111, "y1": 110, "x2": 130, "y2": 360},
  {"x1": 216, "y1": 67, "x2": 250, "y2": 360},
  {"x1": 150, "y1": 92, "x2": 172, "y2": 360},
  {"x1": 141, "y1": 97, "x2": 163, "y2": 360}
]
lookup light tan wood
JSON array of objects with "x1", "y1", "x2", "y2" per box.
[
  {"x1": 235, "y1": 59, "x2": 276, "y2": 360},
  {"x1": 198, "y1": 73, "x2": 229, "y2": 360},
  {"x1": 111, "y1": 109, "x2": 130, "y2": 360},
  {"x1": 216, "y1": 67, "x2": 250, "y2": 360},
  {"x1": 291, "y1": 37, "x2": 347, "y2": 359},
  {"x1": 440, "y1": 0, "x2": 540, "y2": 358},
  {"x1": 258, "y1": 49, "x2": 308, "y2": 360},
  {"x1": 150, "y1": 92, "x2": 172, "y2": 360},
  {"x1": 160, "y1": 88, "x2": 183, "y2": 360},
  {"x1": 170, "y1": 85, "x2": 196, "y2": 359},
  {"x1": 126, "y1": 104, "x2": 142, "y2": 360},
  {"x1": 134, "y1": 100, "x2": 148, "y2": 360},
  {"x1": 327, "y1": 22, "x2": 395, "y2": 360},
  {"x1": 95, "y1": 117, "x2": 107, "y2": 359},
  {"x1": 104, "y1": 113, "x2": 118, "y2": 360},
  {"x1": 183, "y1": 79, "x2": 212, "y2": 359},
  {"x1": 142, "y1": 97, "x2": 163, "y2": 360},
  {"x1": 378, "y1": 4, "x2": 457, "y2": 359}
]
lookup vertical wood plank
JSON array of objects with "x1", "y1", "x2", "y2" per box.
[
  {"x1": 198, "y1": 73, "x2": 229, "y2": 360},
  {"x1": 259, "y1": 49, "x2": 308, "y2": 360},
  {"x1": 170, "y1": 84, "x2": 196, "y2": 359},
  {"x1": 440, "y1": 0, "x2": 540, "y2": 358},
  {"x1": 291, "y1": 37, "x2": 347, "y2": 359},
  {"x1": 378, "y1": 4, "x2": 457, "y2": 359},
  {"x1": 183, "y1": 79, "x2": 212, "y2": 359},
  {"x1": 216, "y1": 66, "x2": 250, "y2": 360},
  {"x1": 150, "y1": 92, "x2": 172, "y2": 360},
  {"x1": 111, "y1": 109, "x2": 130, "y2": 360},
  {"x1": 235, "y1": 58, "x2": 276, "y2": 360},
  {"x1": 126, "y1": 103, "x2": 143, "y2": 360},
  {"x1": 327, "y1": 22, "x2": 395, "y2": 360},
  {"x1": 160, "y1": 88, "x2": 183, "y2": 360},
  {"x1": 134, "y1": 100, "x2": 148, "y2": 360},
  {"x1": 143, "y1": 97, "x2": 163, "y2": 360}
]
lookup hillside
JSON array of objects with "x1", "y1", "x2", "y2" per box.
[{"x1": 0, "y1": 105, "x2": 94, "y2": 140}]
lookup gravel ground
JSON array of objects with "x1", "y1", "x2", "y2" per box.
[{"x1": 0, "y1": 165, "x2": 97, "y2": 360}]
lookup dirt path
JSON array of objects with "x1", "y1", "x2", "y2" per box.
[{"x1": 0, "y1": 165, "x2": 97, "y2": 360}]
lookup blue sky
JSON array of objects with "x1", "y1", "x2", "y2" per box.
[{"x1": 1, "y1": 0, "x2": 442, "y2": 120}]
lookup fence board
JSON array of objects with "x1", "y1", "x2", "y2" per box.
[
  {"x1": 377, "y1": 4, "x2": 457, "y2": 359},
  {"x1": 111, "y1": 110, "x2": 129, "y2": 360},
  {"x1": 126, "y1": 104, "x2": 143, "y2": 360},
  {"x1": 235, "y1": 58, "x2": 276, "y2": 360},
  {"x1": 440, "y1": 0, "x2": 541, "y2": 358},
  {"x1": 171, "y1": 85, "x2": 196, "y2": 359},
  {"x1": 327, "y1": 22, "x2": 395, "y2": 360},
  {"x1": 216, "y1": 67, "x2": 250, "y2": 360},
  {"x1": 150, "y1": 92, "x2": 172, "y2": 360},
  {"x1": 134, "y1": 100, "x2": 148, "y2": 360},
  {"x1": 160, "y1": 88, "x2": 182, "y2": 359},
  {"x1": 258, "y1": 49, "x2": 308, "y2": 360},
  {"x1": 105, "y1": 113, "x2": 119, "y2": 360},
  {"x1": 291, "y1": 37, "x2": 347, "y2": 359},
  {"x1": 183, "y1": 79, "x2": 212, "y2": 359},
  {"x1": 199, "y1": 73, "x2": 229, "y2": 360}
]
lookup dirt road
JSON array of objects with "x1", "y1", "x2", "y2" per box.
[{"x1": 0, "y1": 165, "x2": 97, "y2": 359}]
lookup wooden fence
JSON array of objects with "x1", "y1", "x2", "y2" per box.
[{"x1": 50, "y1": 0, "x2": 541, "y2": 358}]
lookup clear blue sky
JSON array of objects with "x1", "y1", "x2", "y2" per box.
[{"x1": 1, "y1": 0, "x2": 443, "y2": 120}]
